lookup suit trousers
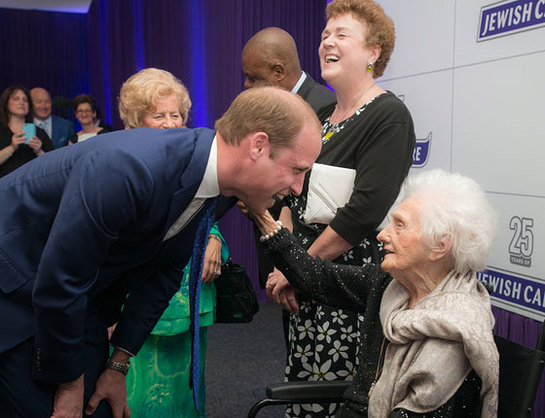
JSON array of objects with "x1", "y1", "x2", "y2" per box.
[{"x1": 0, "y1": 311, "x2": 112, "y2": 417}]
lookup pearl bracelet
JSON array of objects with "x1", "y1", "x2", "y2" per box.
[{"x1": 260, "y1": 220, "x2": 283, "y2": 242}]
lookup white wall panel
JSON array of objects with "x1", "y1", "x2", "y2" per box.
[
  {"x1": 451, "y1": 51, "x2": 545, "y2": 196},
  {"x1": 380, "y1": 70, "x2": 453, "y2": 171},
  {"x1": 378, "y1": 0, "x2": 545, "y2": 318},
  {"x1": 378, "y1": 0, "x2": 456, "y2": 79}
]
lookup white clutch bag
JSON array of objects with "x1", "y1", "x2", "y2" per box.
[{"x1": 304, "y1": 163, "x2": 356, "y2": 225}]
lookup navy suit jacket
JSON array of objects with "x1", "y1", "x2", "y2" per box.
[
  {"x1": 51, "y1": 115, "x2": 76, "y2": 149},
  {"x1": 0, "y1": 127, "x2": 226, "y2": 383}
]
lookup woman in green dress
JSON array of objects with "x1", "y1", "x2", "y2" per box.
[{"x1": 118, "y1": 68, "x2": 229, "y2": 417}]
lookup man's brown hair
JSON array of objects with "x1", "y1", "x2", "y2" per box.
[{"x1": 215, "y1": 86, "x2": 319, "y2": 157}]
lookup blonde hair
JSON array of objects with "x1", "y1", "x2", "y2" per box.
[
  {"x1": 215, "y1": 86, "x2": 319, "y2": 157},
  {"x1": 118, "y1": 68, "x2": 191, "y2": 128},
  {"x1": 326, "y1": 0, "x2": 395, "y2": 78}
]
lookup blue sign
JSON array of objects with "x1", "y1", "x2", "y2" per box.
[
  {"x1": 478, "y1": 0, "x2": 545, "y2": 41},
  {"x1": 412, "y1": 132, "x2": 431, "y2": 167},
  {"x1": 477, "y1": 268, "x2": 545, "y2": 316}
]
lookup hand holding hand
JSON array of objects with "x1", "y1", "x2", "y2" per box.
[{"x1": 266, "y1": 269, "x2": 299, "y2": 314}]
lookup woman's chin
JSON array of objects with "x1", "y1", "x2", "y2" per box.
[{"x1": 380, "y1": 259, "x2": 393, "y2": 273}]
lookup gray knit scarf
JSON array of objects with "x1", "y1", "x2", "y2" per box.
[{"x1": 368, "y1": 270, "x2": 499, "y2": 417}]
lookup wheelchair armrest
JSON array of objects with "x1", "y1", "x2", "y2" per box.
[
  {"x1": 266, "y1": 380, "x2": 350, "y2": 402},
  {"x1": 248, "y1": 381, "x2": 350, "y2": 418}
]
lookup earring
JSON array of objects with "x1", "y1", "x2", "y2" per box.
[{"x1": 366, "y1": 62, "x2": 374, "y2": 73}]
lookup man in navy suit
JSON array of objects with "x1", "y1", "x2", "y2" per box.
[
  {"x1": 0, "y1": 86, "x2": 322, "y2": 418},
  {"x1": 31, "y1": 87, "x2": 76, "y2": 149}
]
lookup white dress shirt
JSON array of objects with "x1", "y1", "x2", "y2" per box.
[
  {"x1": 163, "y1": 135, "x2": 220, "y2": 241},
  {"x1": 34, "y1": 116, "x2": 52, "y2": 138},
  {"x1": 290, "y1": 71, "x2": 307, "y2": 95}
]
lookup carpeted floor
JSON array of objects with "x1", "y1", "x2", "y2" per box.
[{"x1": 205, "y1": 302, "x2": 287, "y2": 417}]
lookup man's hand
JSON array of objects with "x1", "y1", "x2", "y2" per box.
[
  {"x1": 85, "y1": 368, "x2": 131, "y2": 418},
  {"x1": 51, "y1": 374, "x2": 84, "y2": 418},
  {"x1": 266, "y1": 269, "x2": 299, "y2": 314}
]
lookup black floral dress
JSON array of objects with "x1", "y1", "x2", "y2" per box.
[{"x1": 284, "y1": 93, "x2": 416, "y2": 418}]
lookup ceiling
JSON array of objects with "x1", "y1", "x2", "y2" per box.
[{"x1": 0, "y1": 0, "x2": 91, "y2": 14}]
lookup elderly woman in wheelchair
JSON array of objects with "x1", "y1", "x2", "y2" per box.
[{"x1": 251, "y1": 169, "x2": 499, "y2": 417}]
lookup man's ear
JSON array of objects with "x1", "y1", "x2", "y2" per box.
[
  {"x1": 248, "y1": 132, "x2": 270, "y2": 161},
  {"x1": 429, "y1": 233, "x2": 453, "y2": 262},
  {"x1": 272, "y1": 62, "x2": 286, "y2": 82}
]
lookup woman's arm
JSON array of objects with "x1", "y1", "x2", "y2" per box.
[
  {"x1": 307, "y1": 226, "x2": 352, "y2": 259},
  {"x1": 254, "y1": 212, "x2": 379, "y2": 312},
  {"x1": 201, "y1": 222, "x2": 229, "y2": 283},
  {"x1": 0, "y1": 131, "x2": 25, "y2": 165},
  {"x1": 0, "y1": 143, "x2": 16, "y2": 165},
  {"x1": 327, "y1": 98, "x2": 415, "y2": 246}
]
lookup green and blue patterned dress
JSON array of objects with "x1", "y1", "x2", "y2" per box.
[{"x1": 126, "y1": 223, "x2": 229, "y2": 417}]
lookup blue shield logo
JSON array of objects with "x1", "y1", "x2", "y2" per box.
[{"x1": 412, "y1": 132, "x2": 431, "y2": 167}]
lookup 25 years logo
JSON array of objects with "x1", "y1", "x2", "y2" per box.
[{"x1": 509, "y1": 216, "x2": 534, "y2": 267}]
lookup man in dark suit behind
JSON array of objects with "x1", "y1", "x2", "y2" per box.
[
  {"x1": 0, "y1": 87, "x2": 322, "y2": 418},
  {"x1": 30, "y1": 87, "x2": 76, "y2": 149},
  {"x1": 241, "y1": 27, "x2": 336, "y2": 113}
]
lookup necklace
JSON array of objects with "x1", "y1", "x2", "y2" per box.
[
  {"x1": 331, "y1": 82, "x2": 376, "y2": 124},
  {"x1": 368, "y1": 336, "x2": 387, "y2": 398}
]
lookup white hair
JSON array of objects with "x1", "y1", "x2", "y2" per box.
[{"x1": 401, "y1": 169, "x2": 497, "y2": 274}]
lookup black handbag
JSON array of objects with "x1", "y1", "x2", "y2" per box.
[{"x1": 215, "y1": 259, "x2": 259, "y2": 323}]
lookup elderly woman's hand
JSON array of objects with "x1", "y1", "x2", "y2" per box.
[
  {"x1": 266, "y1": 268, "x2": 299, "y2": 314},
  {"x1": 201, "y1": 236, "x2": 222, "y2": 283},
  {"x1": 236, "y1": 200, "x2": 251, "y2": 218}
]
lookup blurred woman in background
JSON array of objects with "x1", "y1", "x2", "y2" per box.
[
  {"x1": 69, "y1": 93, "x2": 111, "y2": 144},
  {"x1": 0, "y1": 85, "x2": 53, "y2": 177}
]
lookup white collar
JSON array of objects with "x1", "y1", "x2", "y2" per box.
[
  {"x1": 34, "y1": 115, "x2": 52, "y2": 125},
  {"x1": 194, "y1": 135, "x2": 219, "y2": 198},
  {"x1": 291, "y1": 71, "x2": 307, "y2": 94}
]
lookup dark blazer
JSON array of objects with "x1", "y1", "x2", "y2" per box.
[
  {"x1": 297, "y1": 72, "x2": 336, "y2": 114},
  {"x1": 50, "y1": 115, "x2": 76, "y2": 149},
  {"x1": 0, "y1": 127, "x2": 227, "y2": 384}
]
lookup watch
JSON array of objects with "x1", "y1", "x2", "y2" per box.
[{"x1": 106, "y1": 359, "x2": 130, "y2": 375}]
